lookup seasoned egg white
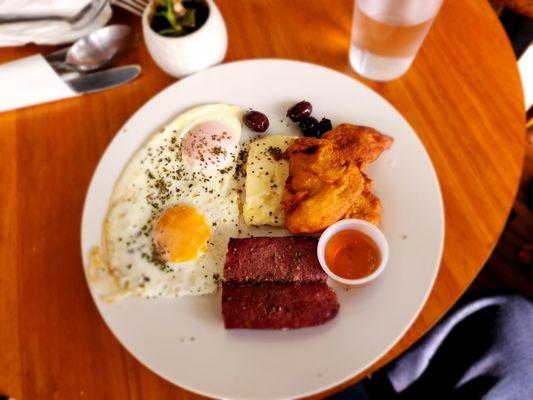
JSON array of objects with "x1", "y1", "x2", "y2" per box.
[{"x1": 88, "y1": 104, "x2": 242, "y2": 301}]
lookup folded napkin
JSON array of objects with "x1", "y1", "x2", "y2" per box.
[
  {"x1": 0, "y1": 0, "x2": 112, "y2": 46},
  {"x1": 0, "y1": 54, "x2": 78, "y2": 112}
]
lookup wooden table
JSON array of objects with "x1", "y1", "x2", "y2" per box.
[{"x1": 0, "y1": 0, "x2": 525, "y2": 398}]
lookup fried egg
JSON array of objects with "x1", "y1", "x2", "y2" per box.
[{"x1": 88, "y1": 104, "x2": 242, "y2": 301}]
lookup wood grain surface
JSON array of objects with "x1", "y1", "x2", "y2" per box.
[{"x1": 0, "y1": 0, "x2": 525, "y2": 399}]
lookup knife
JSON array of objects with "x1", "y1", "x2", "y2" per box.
[
  {"x1": 44, "y1": 47, "x2": 69, "y2": 64},
  {"x1": 44, "y1": 47, "x2": 76, "y2": 78},
  {"x1": 65, "y1": 64, "x2": 141, "y2": 94}
]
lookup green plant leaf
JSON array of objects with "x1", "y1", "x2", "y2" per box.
[
  {"x1": 157, "y1": 28, "x2": 180, "y2": 35},
  {"x1": 180, "y1": 9, "x2": 196, "y2": 28},
  {"x1": 165, "y1": 0, "x2": 179, "y2": 29},
  {"x1": 151, "y1": 0, "x2": 206, "y2": 37}
]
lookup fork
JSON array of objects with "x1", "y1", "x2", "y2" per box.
[
  {"x1": 0, "y1": 0, "x2": 108, "y2": 30},
  {"x1": 112, "y1": 0, "x2": 149, "y2": 16}
]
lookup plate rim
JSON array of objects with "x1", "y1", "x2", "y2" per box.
[{"x1": 80, "y1": 58, "x2": 445, "y2": 400}]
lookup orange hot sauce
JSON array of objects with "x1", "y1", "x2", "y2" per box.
[{"x1": 325, "y1": 230, "x2": 381, "y2": 280}]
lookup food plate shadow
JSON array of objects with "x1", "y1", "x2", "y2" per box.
[{"x1": 225, "y1": 318, "x2": 341, "y2": 344}]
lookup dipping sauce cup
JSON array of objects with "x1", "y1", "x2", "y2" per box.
[{"x1": 317, "y1": 219, "x2": 389, "y2": 286}]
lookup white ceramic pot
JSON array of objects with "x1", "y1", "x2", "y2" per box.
[{"x1": 142, "y1": 0, "x2": 227, "y2": 78}]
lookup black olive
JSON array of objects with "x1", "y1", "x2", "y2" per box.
[
  {"x1": 298, "y1": 116, "x2": 319, "y2": 137},
  {"x1": 287, "y1": 101, "x2": 313, "y2": 122},
  {"x1": 244, "y1": 111, "x2": 269, "y2": 132},
  {"x1": 316, "y1": 118, "x2": 332, "y2": 136}
]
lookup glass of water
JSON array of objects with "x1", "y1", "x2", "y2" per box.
[{"x1": 350, "y1": 0, "x2": 443, "y2": 81}]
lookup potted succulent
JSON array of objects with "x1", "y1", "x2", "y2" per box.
[{"x1": 143, "y1": 0, "x2": 227, "y2": 78}]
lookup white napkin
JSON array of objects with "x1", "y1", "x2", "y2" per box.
[
  {"x1": 0, "y1": 0, "x2": 112, "y2": 46},
  {"x1": 0, "y1": 54, "x2": 78, "y2": 112}
]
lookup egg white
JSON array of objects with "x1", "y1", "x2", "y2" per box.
[{"x1": 88, "y1": 104, "x2": 242, "y2": 301}]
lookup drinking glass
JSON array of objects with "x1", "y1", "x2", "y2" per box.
[{"x1": 350, "y1": 0, "x2": 443, "y2": 81}]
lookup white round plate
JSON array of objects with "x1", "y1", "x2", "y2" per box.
[{"x1": 81, "y1": 59, "x2": 444, "y2": 400}]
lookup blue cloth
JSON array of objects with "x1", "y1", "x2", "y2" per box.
[{"x1": 329, "y1": 294, "x2": 533, "y2": 400}]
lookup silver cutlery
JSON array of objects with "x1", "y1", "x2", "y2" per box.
[
  {"x1": 44, "y1": 48, "x2": 69, "y2": 65},
  {"x1": 0, "y1": 0, "x2": 108, "y2": 30},
  {"x1": 49, "y1": 25, "x2": 133, "y2": 72},
  {"x1": 65, "y1": 64, "x2": 141, "y2": 94},
  {"x1": 112, "y1": 0, "x2": 148, "y2": 17}
]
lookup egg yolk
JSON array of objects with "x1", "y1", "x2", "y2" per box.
[
  {"x1": 182, "y1": 121, "x2": 238, "y2": 171},
  {"x1": 152, "y1": 205, "x2": 210, "y2": 263}
]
